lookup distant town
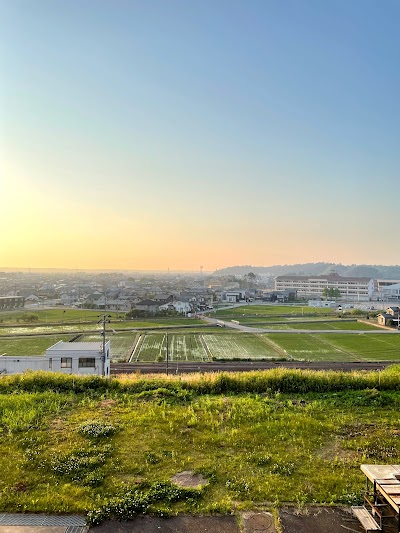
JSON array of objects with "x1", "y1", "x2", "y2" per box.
[{"x1": 1, "y1": 265, "x2": 400, "y2": 315}]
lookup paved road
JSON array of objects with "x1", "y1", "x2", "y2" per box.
[
  {"x1": 112, "y1": 361, "x2": 390, "y2": 374},
  {"x1": 202, "y1": 316, "x2": 400, "y2": 334}
]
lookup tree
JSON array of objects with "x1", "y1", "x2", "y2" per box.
[{"x1": 322, "y1": 288, "x2": 341, "y2": 299}]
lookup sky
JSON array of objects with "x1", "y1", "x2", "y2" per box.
[{"x1": 2, "y1": 0, "x2": 400, "y2": 271}]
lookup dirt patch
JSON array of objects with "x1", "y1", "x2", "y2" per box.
[
  {"x1": 279, "y1": 506, "x2": 363, "y2": 533},
  {"x1": 49, "y1": 418, "x2": 65, "y2": 431},
  {"x1": 317, "y1": 438, "x2": 359, "y2": 462},
  {"x1": 98, "y1": 399, "x2": 117, "y2": 409},
  {"x1": 170, "y1": 470, "x2": 209, "y2": 489}
]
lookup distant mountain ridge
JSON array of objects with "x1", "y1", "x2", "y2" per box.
[{"x1": 214, "y1": 263, "x2": 400, "y2": 279}]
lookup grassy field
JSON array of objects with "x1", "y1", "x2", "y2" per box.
[
  {"x1": 267, "y1": 333, "x2": 400, "y2": 361},
  {"x1": 1, "y1": 369, "x2": 400, "y2": 520},
  {"x1": 214, "y1": 305, "x2": 336, "y2": 317},
  {"x1": 0, "y1": 309, "x2": 205, "y2": 327},
  {"x1": 256, "y1": 321, "x2": 380, "y2": 330},
  {"x1": 2, "y1": 328, "x2": 399, "y2": 363},
  {"x1": 0, "y1": 319, "x2": 207, "y2": 337},
  {"x1": 0, "y1": 335, "x2": 76, "y2": 356}
]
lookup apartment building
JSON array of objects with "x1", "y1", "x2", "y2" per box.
[{"x1": 275, "y1": 273, "x2": 374, "y2": 301}]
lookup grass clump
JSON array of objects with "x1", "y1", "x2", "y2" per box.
[
  {"x1": 78, "y1": 421, "x2": 116, "y2": 438},
  {"x1": 87, "y1": 481, "x2": 202, "y2": 525}
]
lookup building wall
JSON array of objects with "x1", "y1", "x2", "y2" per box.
[
  {"x1": 0, "y1": 342, "x2": 111, "y2": 377},
  {"x1": 275, "y1": 276, "x2": 373, "y2": 301}
]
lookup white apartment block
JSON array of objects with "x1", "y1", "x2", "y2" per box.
[{"x1": 275, "y1": 274, "x2": 374, "y2": 301}]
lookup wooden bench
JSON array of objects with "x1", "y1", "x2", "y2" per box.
[{"x1": 352, "y1": 506, "x2": 381, "y2": 532}]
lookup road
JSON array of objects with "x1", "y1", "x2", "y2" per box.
[
  {"x1": 201, "y1": 316, "x2": 400, "y2": 334},
  {"x1": 111, "y1": 360, "x2": 390, "y2": 375}
]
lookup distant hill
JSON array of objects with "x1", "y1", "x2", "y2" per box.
[{"x1": 214, "y1": 263, "x2": 400, "y2": 279}]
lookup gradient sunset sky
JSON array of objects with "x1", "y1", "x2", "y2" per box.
[{"x1": 2, "y1": 0, "x2": 400, "y2": 271}]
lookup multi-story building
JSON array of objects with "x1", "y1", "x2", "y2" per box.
[{"x1": 275, "y1": 273, "x2": 374, "y2": 301}]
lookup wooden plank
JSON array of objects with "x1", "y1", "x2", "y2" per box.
[
  {"x1": 361, "y1": 465, "x2": 400, "y2": 483},
  {"x1": 375, "y1": 478, "x2": 400, "y2": 485},
  {"x1": 352, "y1": 506, "x2": 381, "y2": 531},
  {"x1": 378, "y1": 484, "x2": 400, "y2": 495}
]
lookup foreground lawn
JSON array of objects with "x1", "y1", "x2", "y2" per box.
[{"x1": 0, "y1": 368, "x2": 400, "y2": 521}]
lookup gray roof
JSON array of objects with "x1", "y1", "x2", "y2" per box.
[{"x1": 47, "y1": 342, "x2": 103, "y2": 352}]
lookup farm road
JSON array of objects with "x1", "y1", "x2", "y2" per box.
[{"x1": 202, "y1": 316, "x2": 400, "y2": 334}]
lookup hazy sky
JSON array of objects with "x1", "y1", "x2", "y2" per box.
[{"x1": 2, "y1": 0, "x2": 400, "y2": 271}]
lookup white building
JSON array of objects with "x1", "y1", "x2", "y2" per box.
[
  {"x1": 0, "y1": 341, "x2": 111, "y2": 377},
  {"x1": 381, "y1": 283, "x2": 400, "y2": 301},
  {"x1": 159, "y1": 300, "x2": 192, "y2": 314},
  {"x1": 275, "y1": 273, "x2": 374, "y2": 301},
  {"x1": 308, "y1": 300, "x2": 337, "y2": 308}
]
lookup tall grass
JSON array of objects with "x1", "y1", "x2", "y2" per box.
[{"x1": 0, "y1": 366, "x2": 399, "y2": 395}]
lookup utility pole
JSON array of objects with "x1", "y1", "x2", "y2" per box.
[
  {"x1": 98, "y1": 314, "x2": 111, "y2": 376},
  {"x1": 165, "y1": 332, "x2": 169, "y2": 375}
]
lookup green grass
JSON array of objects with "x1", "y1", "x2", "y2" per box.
[
  {"x1": 256, "y1": 321, "x2": 380, "y2": 330},
  {"x1": 214, "y1": 305, "x2": 336, "y2": 317},
  {"x1": 267, "y1": 333, "x2": 400, "y2": 361},
  {"x1": 0, "y1": 309, "x2": 205, "y2": 327},
  {"x1": 1, "y1": 370, "x2": 400, "y2": 518},
  {"x1": 0, "y1": 335, "x2": 76, "y2": 356}
]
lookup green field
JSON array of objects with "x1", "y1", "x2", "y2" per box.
[
  {"x1": 0, "y1": 335, "x2": 76, "y2": 356},
  {"x1": 0, "y1": 309, "x2": 205, "y2": 328},
  {"x1": 0, "y1": 318, "x2": 206, "y2": 337},
  {"x1": 214, "y1": 305, "x2": 336, "y2": 317},
  {"x1": 255, "y1": 321, "x2": 380, "y2": 330},
  {"x1": 267, "y1": 333, "x2": 400, "y2": 361},
  {"x1": 1, "y1": 370, "x2": 400, "y2": 520}
]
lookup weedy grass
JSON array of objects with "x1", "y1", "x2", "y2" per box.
[{"x1": 0, "y1": 369, "x2": 400, "y2": 520}]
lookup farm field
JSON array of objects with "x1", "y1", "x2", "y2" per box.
[
  {"x1": 267, "y1": 333, "x2": 400, "y2": 361},
  {"x1": 214, "y1": 305, "x2": 336, "y2": 317},
  {"x1": 0, "y1": 309, "x2": 120, "y2": 323},
  {"x1": 0, "y1": 318, "x2": 207, "y2": 336},
  {"x1": 123, "y1": 331, "x2": 400, "y2": 363},
  {"x1": 0, "y1": 335, "x2": 75, "y2": 356},
  {"x1": 80, "y1": 333, "x2": 138, "y2": 362},
  {"x1": 1, "y1": 370, "x2": 400, "y2": 520},
  {"x1": 132, "y1": 333, "x2": 280, "y2": 362},
  {"x1": 0, "y1": 309, "x2": 205, "y2": 327},
  {"x1": 135, "y1": 333, "x2": 209, "y2": 362},
  {"x1": 255, "y1": 321, "x2": 380, "y2": 331}
]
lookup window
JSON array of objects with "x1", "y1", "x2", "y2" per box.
[
  {"x1": 79, "y1": 358, "x2": 96, "y2": 368},
  {"x1": 49, "y1": 358, "x2": 52, "y2": 370},
  {"x1": 61, "y1": 357, "x2": 72, "y2": 368}
]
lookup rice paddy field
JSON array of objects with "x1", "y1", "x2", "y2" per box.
[
  {"x1": 215, "y1": 304, "x2": 337, "y2": 317},
  {"x1": 267, "y1": 333, "x2": 400, "y2": 362},
  {"x1": 255, "y1": 321, "x2": 380, "y2": 330},
  {"x1": 3, "y1": 329, "x2": 400, "y2": 363},
  {"x1": 0, "y1": 335, "x2": 76, "y2": 356}
]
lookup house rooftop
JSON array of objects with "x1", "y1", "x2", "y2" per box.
[{"x1": 47, "y1": 341, "x2": 104, "y2": 352}]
